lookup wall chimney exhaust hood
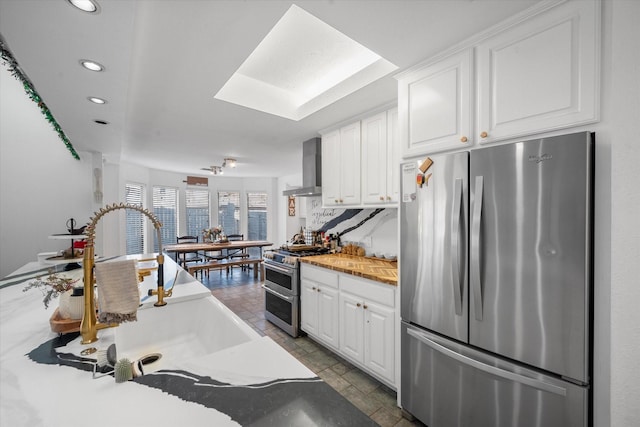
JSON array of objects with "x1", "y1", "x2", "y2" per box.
[{"x1": 283, "y1": 137, "x2": 322, "y2": 197}]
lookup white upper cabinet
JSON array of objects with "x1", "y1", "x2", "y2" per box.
[
  {"x1": 476, "y1": 0, "x2": 599, "y2": 143},
  {"x1": 398, "y1": 49, "x2": 473, "y2": 157},
  {"x1": 361, "y1": 109, "x2": 399, "y2": 205},
  {"x1": 339, "y1": 122, "x2": 362, "y2": 205},
  {"x1": 397, "y1": 0, "x2": 600, "y2": 157},
  {"x1": 321, "y1": 122, "x2": 361, "y2": 207},
  {"x1": 361, "y1": 112, "x2": 388, "y2": 204},
  {"x1": 386, "y1": 108, "x2": 400, "y2": 203},
  {"x1": 321, "y1": 129, "x2": 341, "y2": 206}
]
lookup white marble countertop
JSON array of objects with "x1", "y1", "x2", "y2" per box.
[{"x1": 0, "y1": 255, "x2": 376, "y2": 427}]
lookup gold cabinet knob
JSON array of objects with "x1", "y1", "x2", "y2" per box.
[
  {"x1": 480, "y1": 131, "x2": 488, "y2": 138},
  {"x1": 379, "y1": 196, "x2": 384, "y2": 201},
  {"x1": 363, "y1": 304, "x2": 368, "y2": 310},
  {"x1": 317, "y1": 288, "x2": 321, "y2": 292},
  {"x1": 356, "y1": 303, "x2": 361, "y2": 307},
  {"x1": 312, "y1": 286, "x2": 316, "y2": 291},
  {"x1": 334, "y1": 199, "x2": 339, "y2": 203},
  {"x1": 339, "y1": 199, "x2": 344, "y2": 203},
  {"x1": 386, "y1": 196, "x2": 391, "y2": 201},
  {"x1": 460, "y1": 136, "x2": 468, "y2": 143}
]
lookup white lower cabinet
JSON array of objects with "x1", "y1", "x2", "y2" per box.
[
  {"x1": 339, "y1": 291, "x2": 365, "y2": 362},
  {"x1": 363, "y1": 300, "x2": 395, "y2": 383},
  {"x1": 300, "y1": 265, "x2": 340, "y2": 351},
  {"x1": 316, "y1": 285, "x2": 339, "y2": 350},
  {"x1": 340, "y1": 290, "x2": 395, "y2": 385},
  {"x1": 340, "y1": 275, "x2": 395, "y2": 386},
  {"x1": 301, "y1": 264, "x2": 397, "y2": 388}
]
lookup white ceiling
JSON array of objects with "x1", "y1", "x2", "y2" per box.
[{"x1": 0, "y1": 0, "x2": 539, "y2": 178}]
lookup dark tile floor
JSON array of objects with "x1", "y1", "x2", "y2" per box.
[{"x1": 199, "y1": 267, "x2": 424, "y2": 427}]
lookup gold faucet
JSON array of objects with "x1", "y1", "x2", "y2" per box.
[{"x1": 80, "y1": 203, "x2": 170, "y2": 345}]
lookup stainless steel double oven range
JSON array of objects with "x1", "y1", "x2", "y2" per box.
[{"x1": 263, "y1": 246, "x2": 329, "y2": 337}]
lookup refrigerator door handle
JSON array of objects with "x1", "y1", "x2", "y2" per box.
[
  {"x1": 451, "y1": 178, "x2": 464, "y2": 315},
  {"x1": 471, "y1": 175, "x2": 484, "y2": 321},
  {"x1": 406, "y1": 327, "x2": 568, "y2": 396}
]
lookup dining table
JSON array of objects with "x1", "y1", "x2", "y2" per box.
[
  {"x1": 163, "y1": 240, "x2": 273, "y2": 277},
  {"x1": 164, "y1": 240, "x2": 273, "y2": 256}
]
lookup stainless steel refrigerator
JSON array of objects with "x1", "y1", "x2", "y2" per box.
[{"x1": 400, "y1": 132, "x2": 593, "y2": 427}]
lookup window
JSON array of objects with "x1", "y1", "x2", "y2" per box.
[
  {"x1": 125, "y1": 183, "x2": 145, "y2": 255},
  {"x1": 247, "y1": 192, "x2": 268, "y2": 257},
  {"x1": 218, "y1": 191, "x2": 240, "y2": 235},
  {"x1": 186, "y1": 188, "x2": 209, "y2": 238},
  {"x1": 153, "y1": 186, "x2": 178, "y2": 251}
]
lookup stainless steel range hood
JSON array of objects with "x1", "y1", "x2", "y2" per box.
[{"x1": 283, "y1": 137, "x2": 322, "y2": 197}]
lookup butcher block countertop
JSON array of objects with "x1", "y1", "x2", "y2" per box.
[{"x1": 299, "y1": 253, "x2": 398, "y2": 286}]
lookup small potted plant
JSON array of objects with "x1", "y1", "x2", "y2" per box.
[
  {"x1": 23, "y1": 272, "x2": 81, "y2": 316},
  {"x1": 203, "y1": 225, "x2": 223, "y2": 242}
]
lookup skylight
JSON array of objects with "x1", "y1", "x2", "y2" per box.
[{"x1": 214, "y1": 4, "x2": 397, "y2": 121}]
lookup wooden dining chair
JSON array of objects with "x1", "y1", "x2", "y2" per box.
[
  {"x1": 226, "y1": 234, "x2": 250, "y2": 272},
  {"x1": 202, "y1": 242, "x2": 227, "y2": 279},
  {"x1": 176, "y1": 235, "x2": 203, "y2": 269}
]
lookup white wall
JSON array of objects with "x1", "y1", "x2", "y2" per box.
[
  {"x1": 0, "y1": 63, "x2": 94, "y2": 278},
  {"x1": 276, "y1": 172, "x2": 305, "y2": 245},
  {"x1": 603, "y1": 1, "x2": 640, "y2": 425},
  {"x1": 0, "y1": 61, "x2": 281, "y2": 274}
]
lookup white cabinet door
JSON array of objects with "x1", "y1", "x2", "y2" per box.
[
  {"x1": 339, "y1": 292, "x2": 364, "y2": 363},
  {"x1": 301, "y1": 279, "x2": 339, "y2": 350},
  {"x1": 386, "y1": 108, "x2": 400, "y2": 203},
  {"x1": 321, "y1": 130, "x2": 341, "y2": 207},
  {"x1": 339, "y1": 274, "x2": 397, "y2": 387},
  {"x1": 300, "y1": 280, "x2": 318, "y2": 336},
  {"x1": 398, "y1": 49, "x2": 473, "y2": 157},
  {"x1": 476, "y1": 0, "x2": 599, "y2": 143},
  {"x1": 364, "y1": 301, "x2": 395, "y2": 383},
  {"x1": 361, "y1": 112, "x2": 388, "y2": 205},
  {"x1": 317, "y1": 285, "x2": 340, "y2": 350},
  {"x1": 339, "y1": 122, "x2": 361, "y2": 205},
  {"x1": 322, "y1": 122, "x2": 361, "y2": 207}
]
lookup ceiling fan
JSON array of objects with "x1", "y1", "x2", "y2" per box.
[
  {"x1": 200, "y1": 166, "x2": 223, "y2": 175},
  {"x1": 200, "y1": 158, "x2": 236, "y2": 175}
]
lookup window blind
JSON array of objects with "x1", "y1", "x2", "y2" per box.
[
  {"x1": 247, "y1": 192, "x2": 267, "y2": 257},
  {"x1": 153, "y1": 186, "x2": 178, "y2": 251},
  {"x1": 125, "y1": 183, "x2": 145, "y2": 255},
  {"x1": 218, "y1": 191, "x2": 240, "y2": 235},
  {"x1": 186, "y1": 188, "x2": 209, "y2": 238}
]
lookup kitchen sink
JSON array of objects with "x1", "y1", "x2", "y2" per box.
[{"x1": 114, "y1": 295, "x2": 259, "y2": 373}]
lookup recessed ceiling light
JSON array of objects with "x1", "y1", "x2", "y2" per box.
[
  {"x1": 214, "y1": 4, "x2": 397, "y2": 121},
  {"x1": 67, "y1": 0, "x2": 100, "y2": 13},
  {"x1": 80, "y1": 60, "x2": 104, "y2": 72},
  {"x1": 88, "y1": 97, "x2": 106, "y2": 104}
]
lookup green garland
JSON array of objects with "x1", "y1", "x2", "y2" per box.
[{"x1": 0, "y1": 38, "x2": 80, "y2": 160}]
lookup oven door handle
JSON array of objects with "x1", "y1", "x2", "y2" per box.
[
  {"x1": 264, "y1": 262, "x2": 294, "y2": 276},
  {"x1": 262, "y1": 284, "x2": 294, "y2": 302}
]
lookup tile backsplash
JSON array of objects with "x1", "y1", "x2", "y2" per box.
[{"x1": 304, "y1": 197, "x2": 398, "y2": 256}]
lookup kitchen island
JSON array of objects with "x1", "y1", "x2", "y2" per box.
[{"x1": 0, "y1": 255, "x2": 377, "y2": 427}]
